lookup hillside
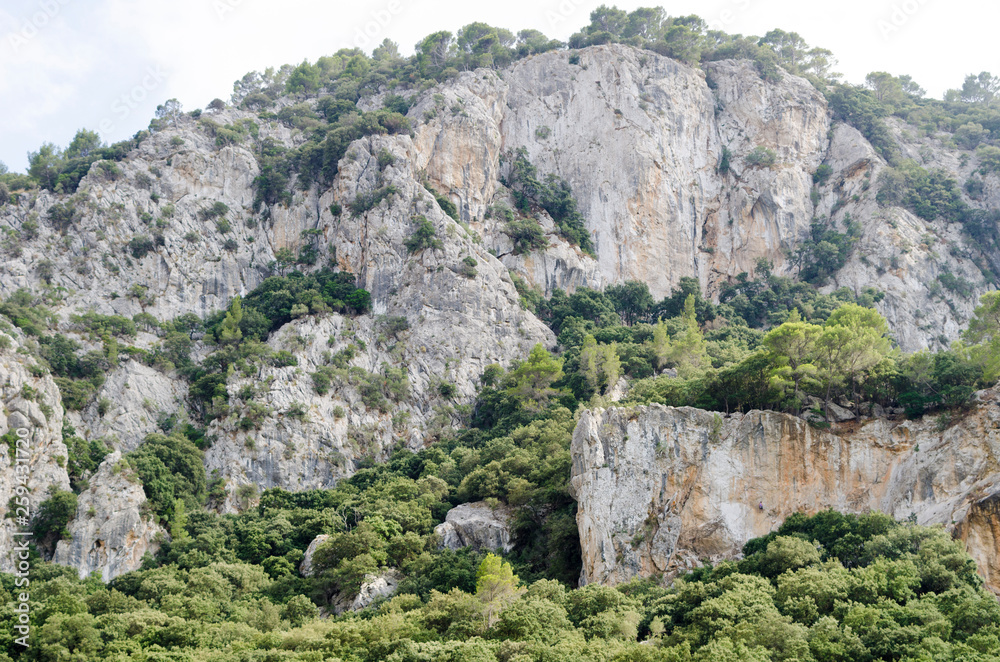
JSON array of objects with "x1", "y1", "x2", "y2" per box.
[{"x1": 2, "y1": 6, "x2": 1000, "y2": 660}]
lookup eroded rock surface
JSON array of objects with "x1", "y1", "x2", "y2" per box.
[
  {"x1": 300, "y1": 534, "x2": 331, "y2": 578},
  {"x1": 570, "y1": 388, "x2": 1000, "y2": 591},
  {"x1": 0, "y1": 329, "x2": 71, "y2": 572},
  {"x1": 53, "y1": 451, "x2": 163, "y2": 580},
  {"x1": 435, "y1": 501, "x2": 514, "y2": 553}
]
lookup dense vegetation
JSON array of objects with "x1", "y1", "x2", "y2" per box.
[
  {"x1": 2, "y1": 504, "x2": 998, "y2": 660},
  {"x1": 503, "y1": 270, "x2": 992, "y2": 420},
  {"x1": 3, "y1": 265, "x2": 1000, "y2": 659}
]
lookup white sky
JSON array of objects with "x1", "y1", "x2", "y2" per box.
[{"x1": 1, "y1": 0, "x2": 996, "y2": 173}]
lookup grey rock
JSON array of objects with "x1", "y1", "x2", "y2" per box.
[
  {"x1": 606, "y1": 377, "x2": 629, "y2": 403},
  {"x1": 300, "y1": 534, "x2": 330, "y2": 578},
  {"x1": 0, "y1": 329, "x2": 71, "y2": 572},
  {"x1": 570, "y1": 390, "x2": 1000, "y2": 592},
  {"x1": 53, "y1": 451, "x2": 163, "y2": 581},
  {"x1": 348, "y1": 570, "x2": 400, "y2": 612},
  {"x1": 74, "y1": 359, "x2": 189, "y2": 452},
  {"x1": 826, "y1": 402, "x2": 856, "y2": 422},
  {"x1": 435, "y1": 501, "x2": 513, "y2": 553}
]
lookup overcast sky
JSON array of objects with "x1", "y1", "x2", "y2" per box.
[{"x1": 1, "y1": 0, "x2": 996, "y2": 172}]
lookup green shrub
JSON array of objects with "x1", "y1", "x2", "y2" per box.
[
  {"x1": 938, "y1": 271, "x2": 975, "y2": 298},
  {"x1": 459, "y1": 255, "x2": 478, "y2": 278},
  {"x1": 505, "y1": 218, "x2": 548, "y2": 255},
  {"x1": 504, "y1": 148, "x2": 593, "y2": 255},
  {"x1": 350, "y1": 184, "x2": 397, "y2": 215},
  {"x1": 435, "y1": 194, "x2": 459, "y2": 221},
  {"x1": 404, "y1": 216, "x2": 443, "y2": 253},
  {"x1": 813, "y1": 164, "x2": 833, "y2": 185},
  {"x1": 791, "y1": 216, "x2": 862, "y2": 285},
  {"x1": 64, "y1": 433, "x2": 109, "y2": 492},
  {"x1": 126, "y1": 433, "x2": 206, "y2": 523},
  {"x1": 745, "y1": 145, "x2": 777, "y2": 168},
  {"x1": 47, "y1": 202, "x2": 82, "y2": 231},
  {"x1": 717, "y1": 146, "x2": 731, "y2": 174},
  {"x1": 378, "y1": 315, "x2": 410, "y2": 339},
  {"x1": 54, "y1": 377, "x2": 97, "y2": 410},
  {"x1": 129, "y1": 235, "x2": 157, "y2": 259},
  {"x1": 199, "y1": 201, "x2": 230, "y2": 220},
  {"x1": 376, "y1": 148, "x2": 395, "y2": 169},
  {"x1": 32, "y1": 490, "x2": 77, "y2": 553}
]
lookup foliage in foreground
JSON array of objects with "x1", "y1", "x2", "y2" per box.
[{"x1": 1, "y1": 511, "x2": 997, "y2": 660}]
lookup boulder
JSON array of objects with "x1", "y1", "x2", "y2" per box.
[
  {"x1": 329, "y1": 569, "x2": 401, "y2": 615},
  {"x1": 825, "y1": 402, "x2": 856, "y2": 422},
  {"x1": 435, "y1": 502, "x2": 513, "y2": 553},
  {"x1": 349, "y1": 570, "x2": 400, "y2": 612},
  {"x1": 300, "y1": 534, "x2": 331, "y2": 578}
]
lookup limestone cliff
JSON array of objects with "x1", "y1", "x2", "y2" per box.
[
  {"x1": 1, "y1": 41, "x2": 999, "y2": 581},
  {"x1": 570, "y1": 389, "x2": 1000, "y2": 591},
  {"x1": 0, "y1": 328, "x2": 71, "y2": 572},
  {"x1": 53, "y1": 450, "x2": 163, "y2": 580},
  {"x1": 410, "y1": 45, "x2": 995, "y2": 351}
]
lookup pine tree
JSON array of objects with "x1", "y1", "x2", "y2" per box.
[
  {"x1": 762, "y1": 318, "x2": 822, "y2": 411},
  {"x1": 669, "y1": 295, "x2": 709, "y2": 378},
  {"x1": 218, "y1": 296, "x2": 244, "y2": 345},
  {"x1": 475, "y1": 553, "x2": 522, "y2": 628}
]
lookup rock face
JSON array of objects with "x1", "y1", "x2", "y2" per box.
[
  {"x1": 570, "y1": 388, "x2": 1000, "y2": 591},
  {"x1": 202, "y1": 135, "x2": 552, "y2": 509},
  {"x1": 0, "y1": 329, "x2": 71, "y2": 572},
  {"x1": 74, "y1": 359, "x2": 189, "y2": 452},
  {"x1": 53, "y1": 451, "x2": 163, "y2": 580},
  {"x1": 410, "y1": 45, "x2": 996, "y2": 351},
  {"x1": 415, "y1": 47, "x2": 828, "y2": 300},
  {"x1": 299, "y1": 534, "x2": 330, "y2": 578},
  {"x1": 0, "y1": 112, "x2": 286, "y2": 320},
  {"x1": 2, "y1": 43, "x2": 1000, "y2": 580},
  {"x1": 344, "y1": 570, "x2": 400, "y2": 613},
  {"x1": 435, "y1": 501, "x2": 514, "y2": 553}
]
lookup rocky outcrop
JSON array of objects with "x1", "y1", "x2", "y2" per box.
[
  {"x1": 415, "y1": 47, "x2": 828, "y2": 301},
  {"x1": 53, "y1": 451, "x2": 163, "y2": 580},
  {"x1": 570, "y1": 388, "x2": 1000, "y2": 591},
  {"x1": 74, "y1": 359, "x2": 189, "y2": 452},
  {"x1": 816, "y1": 122, "x2": 992, "y2": 352},
  {"x1": 409, "y1": 45, "x2": 997, "y2": 351},
  {"x1": 337, "y1": 570, "x2": 401, "y2": 614},
  {"x1": 435, "y1": 501, "x2": 514, "y2": 553},
  {"x1": 300, "y1": 534, "x2": 330, "y2": 578},
  {"x1": 0, "y1": 112, "x2": 294, "y2": 320},
  {"x1": 202, "y1": 135, "x2": 553, "y2": 509},
  {"x1": 0, "y1": 329, "x2": 71, "y2": 572}
]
